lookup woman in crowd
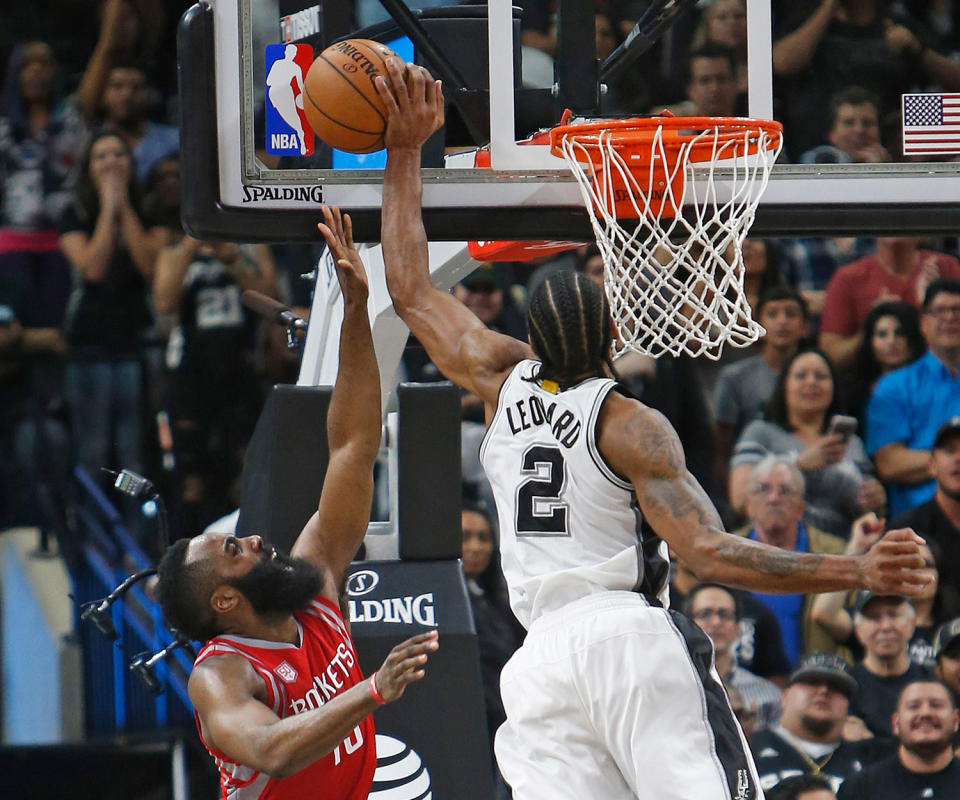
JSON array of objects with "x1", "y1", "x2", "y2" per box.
[
  {"x1": 729, "y1": 348, "x2": 886, "y2": 537},
  {"x1": 0, "y1": 41, "x2": 86, "y2": 329},
  {"x1": 58, "y1": 129, "x2": 165, "y2": 481},
  {"x1": 847, "y1": 300, "x2": 925, "y2": 427},
  {"x1": 461, "y1": 500, "x2": 524, "y2": 798}
]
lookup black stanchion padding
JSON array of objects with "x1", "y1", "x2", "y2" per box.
[
  {"x1": 397, "y1": 383, "x2": 462, "y2": 560},
  {"x1": 237, "y1": 385, "x2": 331, "y2": 552},
  {"x1": 345, "y1": 560, "x2": 493, "y2": 799}
]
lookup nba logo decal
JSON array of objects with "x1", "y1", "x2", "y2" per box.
[
  {"x1": 275, "y1": 661, "x2": 298, "y2": 683},
  {"x1": 265, "y1": 43, "x2": 314, "y2": 156}
]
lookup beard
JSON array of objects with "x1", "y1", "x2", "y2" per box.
[
  {"x1": 800, "y1": 714, "x2": 837, "y2": 739},
  {"x1": 900, "y1": 735, "x2": 952, "y2": 761},
  {"x1": 228, "y1": 549, "x2": 324, "y2": 618}
]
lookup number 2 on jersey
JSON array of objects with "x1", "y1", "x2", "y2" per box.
[{"x1": 516, "y1": 445, "x2": 569, "y2": 535}]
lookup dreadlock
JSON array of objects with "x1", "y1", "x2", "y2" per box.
[{"x1": 525, "y1": 270, "x2": 615, "y2": 388}]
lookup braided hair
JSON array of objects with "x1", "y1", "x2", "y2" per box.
[{"x1": 525, "y1": 270, "x2": 615, "y2": 388}]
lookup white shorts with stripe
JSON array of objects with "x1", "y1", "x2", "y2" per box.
[{"x1": 494, "y1": 592, "x2": 764, "y2": 800}]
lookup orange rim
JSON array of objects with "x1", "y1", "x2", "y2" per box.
[{"x1": 549, "y1": 116, "x2": 783, "y2": 164}]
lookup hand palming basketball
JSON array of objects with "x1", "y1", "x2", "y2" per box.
[{"x1": 375, "y1": 57, "x2": 444, "y2": 149}]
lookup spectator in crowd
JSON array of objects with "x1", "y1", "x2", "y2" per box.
[
  {"x1": 933, "y1": 618, "x2": 960, "y2": 708},
  {"x1": 764, "y1": 773, "x2": 837, "y2": 800},
  {"x1": 661, "y1": 41, "x2": 740, "y2": 117},
  {"x1": 461, "y1": 501, "x2": 523, "y2": 797},
  {"x1": 820, "y1": 238, "x2": 960, "y2": 371},
  {"x1": 450, "y1": 262, "x2": 525, "y2": 424},
  {"x1": 76, "y1": 0, "x2": 168, "y2": 119},
  {"x1": 594, "y1": 5, "x2": 648, "y2": 114},
  {"x1": 751, "y1": 653, "x2": 888, "y2": 794},
  {"x1": 58, "y1": 129, "x2": 165, "y2": 482},
  {"x1": 776, "y1": 235, "x2": 876, "y2": 320},
  {"x1": 92, "y1": 61, "x2": 178, "y2": 182},
  {"x1": 730, "y1": 350, "x2": 886, "y2": 538},
  {"x1": 741, "y1": 239, "x2": 788, "y2": 328},
  {"x1": 867, "y1": 278, "x2": 960, "y2": 517},
  {"x1": 846, "y1": 301, "x2": 925, "y2": 427},
  {"x1": 141, "y1": 153, "x2": 181, "y2": 236},
  {"x1": 886, "y1": 417, "x2": 960, "y2": 620},
  {"x1": 691, "y1": 0, "x2": 748, "y2": 96},
  {"x1": 713, "y1": 286, "x2": 810, "y2": 490},
  {"x1": 837, "y1": 679, "x2": 960, "y2": 799},
  {"x1": 729, "y1": 455, "x2": 849, "y2": 665},
  {"x1": 670, "y1": 551, "x2": 791, "y2": 684},
  {"x1": 153, "y1": 236, "x2": 276, "y2": 538},
  {"x1": 727, "y1": 684, "x2": 760, "y2": 744},
  {"x1": 772, "y1": 0, "x2": 960, "y2": 159},
  {"x1": 812, "y1": 516, "x2": 944, "y2": 669},
  {"x1": 800, "y1": 86, "x2": 890, "y2": 164},
  {"x1": 849, "y1": 593, "x2": 931, "y2": 738},
  {"x1": 685, "y1": 583, "x2": 782, "y2": 730},
  {"x1": 0, "y1": 41, "x2": 86, "y2": 332}
]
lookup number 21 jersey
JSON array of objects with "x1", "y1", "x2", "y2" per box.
[{"x1": 480, "y1": 360, "x2": 668, "y2": 629}]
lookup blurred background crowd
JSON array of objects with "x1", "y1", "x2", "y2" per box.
[{"x1": 3, "y1": 1, "x2": 960, "y2": 798}]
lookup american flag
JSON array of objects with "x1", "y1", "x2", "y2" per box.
[{"x1": 902, "y1": 93, "x2": 960, "y2": 155}]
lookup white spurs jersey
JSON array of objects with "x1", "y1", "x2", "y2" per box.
[{"x1": 480, "y1": 359, "x2": 670, "y2": 629}]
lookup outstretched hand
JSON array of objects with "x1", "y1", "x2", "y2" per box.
[
  {"x1": 318, "y1": 206, "x2": 368, "y2": 303},
  {"x1": 373, "y1": 630, "x2": 439, "y2": 703},
  {"x1": 861, "y1": 527, "x2": 934, "y2": 596},
  {"x1": 375, "y1": 57, "x2": 444, "y2": 150}
]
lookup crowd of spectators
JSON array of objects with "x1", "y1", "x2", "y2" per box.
[{"x1": 4, "y1": 1, "x2": 960, "y2": 797}]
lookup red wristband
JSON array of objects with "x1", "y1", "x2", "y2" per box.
[{"x1": 369, "y1": 672, "x2": 387, "y2": 705}]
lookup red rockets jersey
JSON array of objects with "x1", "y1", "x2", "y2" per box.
[{"x1": 193, "y1": 595, "x2": 376, "y2": 800}]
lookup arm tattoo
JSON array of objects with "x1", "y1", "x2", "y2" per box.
[
  {"x1": 714, "y1": 537, "x2": 824, "y2": 576},
  {"x1": 627, "y1": 408, "x2": 686, "y2": 479},
  {"x1": 641, "y1": 472, "x2": 724, "y2": 533}
]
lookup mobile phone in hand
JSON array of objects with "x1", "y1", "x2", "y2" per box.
[{"x1": 828, "y1": 414, "x2": 858, "y2": 440}]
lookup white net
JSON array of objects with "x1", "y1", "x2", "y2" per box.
[{"x1": 556, "y1": 122, "x2": 783, "y2": 360}]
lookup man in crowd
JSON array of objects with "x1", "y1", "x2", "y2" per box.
[
  {"x1": 799, "y1": 87, "x2": 889, "y2": 165},
  {"x1": 933, "y1": 618, "x2": 960, "y2": 707},
  {"x1": 765, "y1": 774, "x2": 837, "y2": 800},
  {"x1": 888, "y1": 418, "x2": 960, "y2": 619},
  {"x1": 734, "y1": 455, "x2": 847, "y2": 665},
  {"x1": 671, "y1": 551, "x2": 791, "y2": 684},
  {"x1": 713, "y1": 287, "x2": 809, "y2": 488},
  {"x1": 837, "y1": 679, "x2": 960, "y2": 798},
  {"x1": 662, "y1": 41, "x2": 740, "y2": 117},
  {"x1": 751, "y1": 653, "x2": 888, "y2": 794},
  {"x1": 686, "y1": 583, "x2": 782, "y2": 730},
  {"x1": 849, "y1": 592, "x2": 929, "y2": 738},
  {"x1": 868, "y1": 278, "x2": 960, "y2": 516},
  {"x1": 821, "y1": 244, "x2": 960, "y2": 372}
]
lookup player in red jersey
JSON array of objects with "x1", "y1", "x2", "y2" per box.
[{"x1": 155, "y1": 207, "x2": 439, "y2": 800}]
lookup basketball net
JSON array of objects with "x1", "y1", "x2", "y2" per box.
[{"x1": 551, "y1": 116, "x2": 783, "y2": 360}]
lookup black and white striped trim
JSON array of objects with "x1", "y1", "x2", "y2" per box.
[{"x1": 587, "y1": 380, "x2": 633, "y2": 491}]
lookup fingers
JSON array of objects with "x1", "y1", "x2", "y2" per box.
[
  {"x1": 343, "y1": 213, "x2": 355, "y2": 250},
  {"x1": 882, "y1": 527, "x2": 925, "y2": 545}
]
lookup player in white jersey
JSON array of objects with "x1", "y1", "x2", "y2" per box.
[{"x1": 372, "y1": 59, "x2": 933, "y2": 800}]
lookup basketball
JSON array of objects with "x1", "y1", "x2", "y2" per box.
[{"x1": 303, "y1": 39, "x2": 395, "y2": 153}]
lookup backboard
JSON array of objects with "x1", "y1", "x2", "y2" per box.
[{"x1": 179, "y1": 0, "x2": 960, "y2": 243}]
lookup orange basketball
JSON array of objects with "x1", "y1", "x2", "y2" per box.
[{"x1": 303, "y1": 39, "x2": 395, "y2": 154}]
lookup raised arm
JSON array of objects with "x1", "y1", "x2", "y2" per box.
[
  {"x1": 375, "y1": 58, "x2": 531, "y2": 409},
  {"x1": 598, "y1": 392, "x2": 931, "y2": 595},
  {"x1": 191, "y1": 631, "x2": 438, "y2": 778},
  {"x1": 291, "y1": 208, "x2": 380, "y2": 590}
]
